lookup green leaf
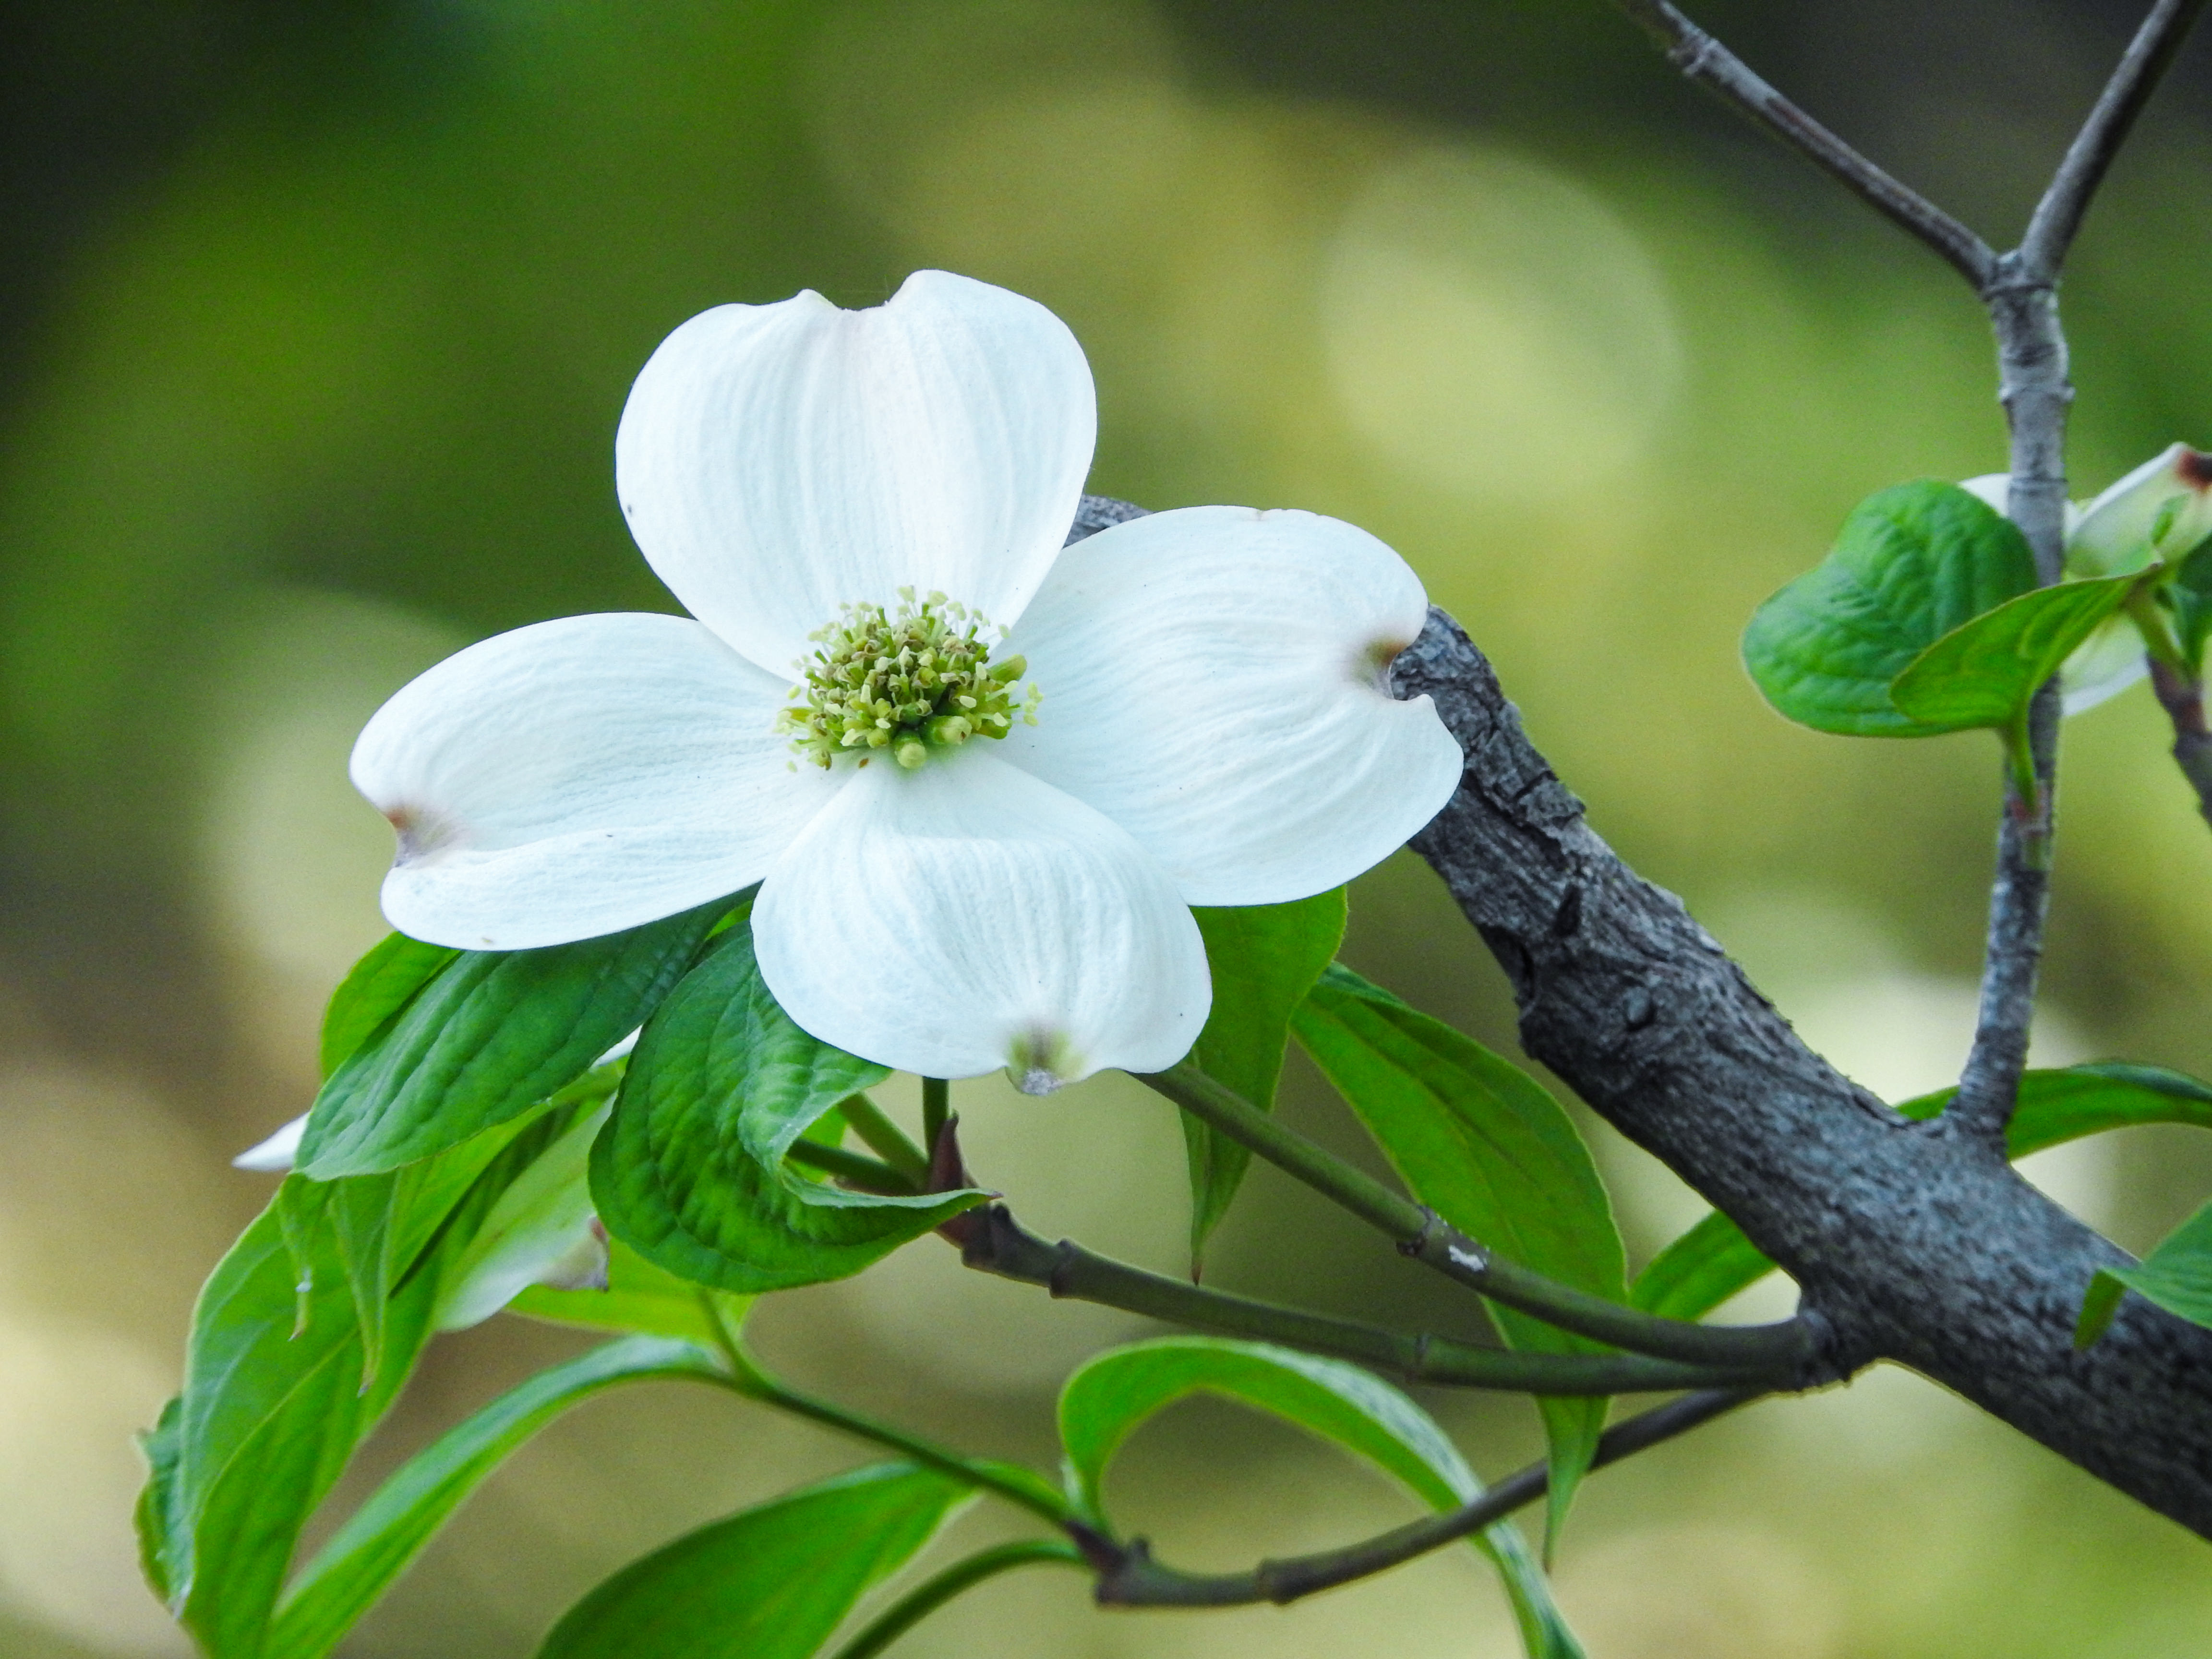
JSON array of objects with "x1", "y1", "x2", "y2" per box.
[
  {"x1": 2078, "y1": 1195, "x2": 2212, "y2": 1346},
  {"x1": 1628, "y1": 1210, "x2": 1774, "y2": 1322},
  {"x1": 1632, "y1": 1061, "x2": 2212, "y2": 1321},
  {"x1": 508, "y1": 1238, "x2": 754, "y2": 1344},
  {"x1": 1291, "y1": 965, "x2": 1625, "y2": 1552},
  {"x1": 147, "y1": 1192, "x2": 441, "y2": 1656},
  {"x1": 299, "y1": 896, "x2": 730, "y2": 1179},
  {"x1": 1057, "y1": 1336, "x2": 1580, "y2": 1659},
  {"x1": 593, "y1": 917, "x2": 986, "y2": 1294},
  {"x1": 1889, "y1": 571, "x2": 2144, "y2": 732},
  {"x1": 135, "y1": 1397, "x2": 186, "y2": 1610},
  {"x1": 2167, "y1": 541, "x2": 2212, "y2": 667},
  {"x1": 1743, "y1": 481, "x2": 2037, "y2": 736},
  {"x1": 430, "y1": 1103, "x2": 611, "y2": 1333},
  {"x1": 2015, "y1": 1060, "x2": 2212, "y2": 1143},
  {"x1": 319, "y1": 933, "x2": 460, "y2": 1079},
  {"x1": 268, "y1": 1336, "x2": 726, "y2": 1659},
  {"x1": 302, "y1": 1103, "x2": 569, "y2": 1385},
  {"x1": 536, "y1": 1463, "x2": 969, "y2": 1659},
  {"x1": 142, "y1": 1113, "x2": 576, "y2": 1656},
  {"x1": 1184, "y1": 890, "x2": 1348, "y2": 1268}
]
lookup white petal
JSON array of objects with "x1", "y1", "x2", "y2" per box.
[
  {"x1": 752, "y1": 751, "x2": 1208, "y2": 1088},
  {"x1": 351, "y1": 613, "x2": 833, "y2": 950},
  {"x1": 434, "y1": 1105, "x2": 608, "y2": 1332},
  {"x1": 233, "y1": 1113, "x2": 306, "y2": 1172},
  {"x1": 614, "y1": 271, "x2": 1096, "y2": 673},
  {"x1": 999, "y1": 506, "x2": 1464, "y2": 906},
  {"x1": 2061, "y1": 613, "x2": 2150, "y2": 716},
  {"x1": 2070, "y1": 444, "x2": 2212, "y2": 577}
]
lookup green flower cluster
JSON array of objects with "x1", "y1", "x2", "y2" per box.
[{"x1": 781, "y1": 589, "x2": 1039, "y2": 769}]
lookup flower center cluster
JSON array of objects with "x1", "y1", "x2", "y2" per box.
[{"x1": 781, "y1": 589, "x2": 1039, "y2": 770}]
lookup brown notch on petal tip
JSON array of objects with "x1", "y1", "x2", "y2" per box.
[
  {"x1": 1362, "y1": 637, "x2": 1411, "y2": 693},
  {"x1": 2181, "y1": 448, "x2": 2212, "y2": 491},
  {"x1": 385, "y1": 803, "x2": 463, "y2": 866}
]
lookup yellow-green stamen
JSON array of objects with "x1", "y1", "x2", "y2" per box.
[{"x1": 781, "y1": 589, "x2": 1041, "y2": 769}]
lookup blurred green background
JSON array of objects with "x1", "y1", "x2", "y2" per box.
[{"x1": 4, "y1": 0, "x2": 2212, "y2": 1653}]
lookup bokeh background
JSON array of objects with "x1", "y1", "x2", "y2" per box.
[{"x1": 6, "y1": 0, "x2": 2212, "y2": 1653}]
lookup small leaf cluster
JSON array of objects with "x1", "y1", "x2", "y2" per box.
[{"x1": 1742, "y1": 481, "x2": 2153, "y2": 801}]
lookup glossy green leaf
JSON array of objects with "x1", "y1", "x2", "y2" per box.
[
  {"x1": 318, "y1": 933, "x2": 460, "y2": 1079},
  {"x1": 268, "y1": 1336, "x2": 727, "y2": 1659},
  {"x1": 2078, "y1": 1195, "x2": 2212, "y2": 1346},
  {"x1": 1743, "y1": 481, "x2": 2036, "y2": 736},
  {"x1": 2025, "y1": 1061, "x2": 2212, "y2": 1139},
  {"x1": 593, "y1": 918, "x2": 986, "y2": 1294},
  {"x1": 299, "y1": 896, "x2": 729, "y2": 1179},
  {"x1": 1628, "y1": 1210, "x2": 1772, "y2": 1322},
  {"x1": 1631, "y1": 1062, "x2": 2212, "y2": 1321},
  {"x1": 1058, "y1": 1337, "x2": 1580, "y2": 1659},
  {"x1": 1889, "y1": 572, "x2": 2144, "y2": 732},
  {"x1": 1292, "y1": 964, "x2": 1624, "y2": 1551},
  {"x1": 306, "y1": 1104, "x2": 568, "y2": 1383},
  {"x1": 1184, "y1": 890, "x2": 1348, "y2": 1268},
  {"x1": 2167, "y1": 541, "x2": 2212, "y2": 666},
  {"x1": 145, "y1": 1192, "x2": 442, "y2": 1657},
  {"x1": 140, "y1": 1113, "x2": 571, "y2": 1657},
  {"x1": 508, "y1": 1238, "x2": 754, "y2": 1344},
  {"x1": 432, "y1": 1104, "x2": 610, "y2": 1333},
  {"x1": 537, "y1": 1463, "x2": 969, "y2": 1659}
]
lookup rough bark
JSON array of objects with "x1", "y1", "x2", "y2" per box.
[{"x1": 1392, "y1": 609, "x2": 2212, "y2": 1534}]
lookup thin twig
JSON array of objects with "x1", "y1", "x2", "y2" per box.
[
  {"x1": 695, "y1": 1289, "x2": 1073, "y2": 1525},
  {"x1": 2151, "y1": 658, "x2": 2212, "y2": 830},
  {"x1": 1604, "y1": 0, "x2": 1995, "y2": 288},
  {"x1": 957, "y1": 1202, "x2": 1772, "y2": 1394},
  {"x1": 1945, "y1": 689, "x2": 2060, "y2": 1145},
  {"x1": 1138, "y1": 1063, "x2": 1816, "y2": 1375},
  {"x1": 2020, "y1": 0, "x2": 2211, "y2": 278},
  {"x1": 1095, "y1": 1387, "x2": 1759, "y2": 1606},
  {"x1": 1946, "y1": 1, "x2": 2208, "y2": 1140}
]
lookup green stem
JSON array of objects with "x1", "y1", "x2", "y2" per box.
[
  {"x1": 695, "y1": 1293, "x2": 1070, "y2": 1526},
  {"x1": 840, "y1": 1093, "x2": 931, "y2": 1184},
  {"x1": 922, "y1": 1078, "x2": 950, "y2": 1160},
  {"x1": 2128, "y1": 585, "x2": 2195, "y2": 677},
  {"x1": 1137, "y1": 1062, "x2": 1813, "y2": 1375},
  {"x1": 785, "y1": 1139, "x2": 917, "y2": 1194},
  {"x1": 959, "y1": 1204, "x2": 1771, "y2": 1392},
  {"x1": 830, "y1": 1540, "x2": 1086, "y2": 1659}
]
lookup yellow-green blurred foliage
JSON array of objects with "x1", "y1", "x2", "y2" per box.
[{"x1": 2, "y1": 1, "x2": 2211, "y2": 1654}]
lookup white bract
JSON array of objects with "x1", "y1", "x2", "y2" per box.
[
  {"x1": 351, "y1": 271, "x2": 1462, "y2": 1090},
  {"x1": 1963, "y1": 443, "x2": 2212, "y2": 714}
]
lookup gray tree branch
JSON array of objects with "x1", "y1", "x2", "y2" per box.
[
  {"x1": 1391, "y1": 613, "x2": 2212, "y2": 1535},
  {"x1": 2020, "y1": 0, "x2": 2212, "y2": 279},
  {"x1": 1602, "y1": 0, "x2": 1996, "y2": 287}
]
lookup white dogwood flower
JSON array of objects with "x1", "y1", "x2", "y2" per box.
[
  {"x1": 351, "y1": 271, "x2": 1462, "y2": 1090},
  {"x1": 1963, "y1": 443, "x2": 2212, "y2": 714}
]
